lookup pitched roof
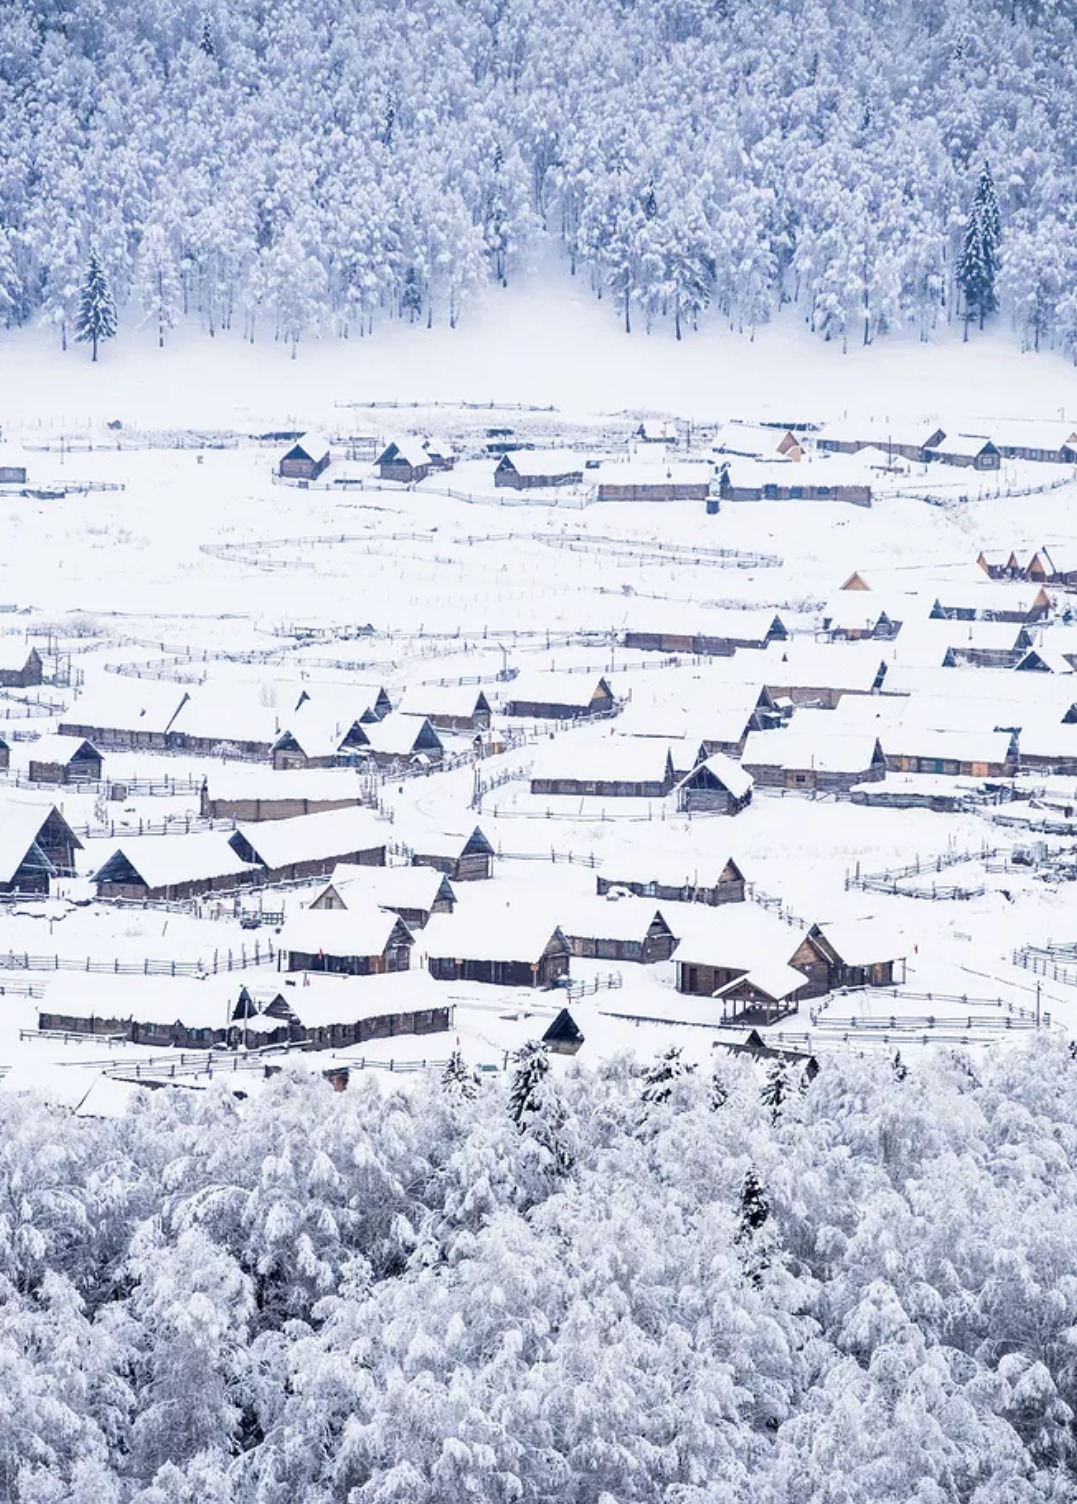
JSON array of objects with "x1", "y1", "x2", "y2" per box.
[
  {"x1": 810, "y1": 917, "x2": 907, "y2": 967},
  {"x1": 93, "y1": 833, "x2": 256, "y2": 890},
  {"x1": 595, "y1": 460, "x2": 712, "y2": 487},
  {"x1": 0, "y1": 639, "x2": 37, "y2": 672},
  {"x1": 496, "y1": 449, "x2": 584, "y2": 478},
  {"x1": 310, "y1": 863, "x2": 453, "y2": 913},
  {"x1": 0, "y1": 799, "x2": 60, "y2": 884},
  {"x1": 742, "y1": 728, "x2": 883, "y2": 774},
  {"x1": 560, "y1": 896, "x2": 671, "y2": 944},
  {"x1": 671, "y1": 905, "x2": 806, "y2": 972},
  {"x1": 714, "y1": 962, "x2": 809, "y2": 1003},
  {"x1": 233, "y1": 806, "x2": 387, "y2": 868},
  {"x1": 277, "y1": 906, "x2": 413, "y2": 960},
  {"x1": 378, "y1": 437, "x2": 431, "y2": 469},
  {"x1": 530, "y1": 735, "x2": 674, "y2": 785},
  {"x1": 27, "y1": 734, "x2": 100, "y2": 765},
  {"x1": 394, "y1": 684, "x2": 491, "y2": 720},
  {"x1": 676, "y1": 752, "x2": 754, "y2": 799},
  {"x1": 284, "y1": 432, "x2": 331, "y2": 463},
  {"x1": 59, "y1": 679, "x2": 189, "y2": 737},
  {"x1": 422, "y1": 903, "x2": 566, "y2": 964},
  {"x1": 361, "y1": 714, "x2": 443, "y2": 757}
]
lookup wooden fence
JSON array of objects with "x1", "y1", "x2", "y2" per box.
[{"x1": 0, "y1": 942, "x2": 276, "y2": 976}]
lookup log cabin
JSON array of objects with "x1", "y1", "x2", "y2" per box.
[
  {"x1": 0, "y1": 642, "x2": 43, "y2": 688},
  {"x1": 798, "y1": 919, "x2": 907, "y2": 995},
  {"x1": 561, "y1": 898, "x2": 678, "y2": 963},
  {"x1": 425, "y1": 915, "x2": 571, "y2": 989},
  {"x1": 742, "y1": 729, "x2": 887, "y2": 792},
  {"x1": 278, "y1": 907, "x2": 414, "y2": 976},
  {"x1": 494, "y1": 451, "x2": 584, "y2": 489},
  {"x1": 228, "y1": 806, "x2": 387, "y2": 884},
  {"x1": 543, "y1": 1008, "x2": 585, "y2": 1055},
  {"x1": 359, "y1": 713, "x2": 444, "y2": 767},
  {"x1": 27, "y1": 735, "x2": 103, "y2": 786},
  {"x1": 200, "y1": 766, "x2": 371, "y2": 822},
  {"x1": 883, "y1": 728, "x2": 1019, "y2": 778},
  {"x1": 530, "y1": 739, "x2": 677, "y2": 799},
  {"x1": 308, "y1": 863, "x2": 456, "y2": 928},
  {"x1": 408, "y1": 826, "x2": 495, "y2": 881},
  {"x1": 279, "y1": 433, "x2": 331, "y2": 481},
  {"x1": 674, "y1": 753, "x2": 754, "y2": 813},
  {"x1": 673, "y1": 908, "x2": 812, "y2": 1024},
  {"x1": 93, "y1": 833, "x2": 258, "y2": 902},
  {"x1": 593, "y1": 460, "x2": 712, "y2": 502},
  {"x1": 503, "y1": 672, "x2": 616, "y2": 720},
  {"x1": 622, "y1": 608, "x2": 788, "y2": 656},
  {"x1": 393, "y1": 685, "x2": 492, "y2": 733},
  {"x1": 375, "y1": 438, "x2": 432, "y2": 484},
  {"x1": 59, "y1": 680, "x2": 190, "y2": 749},
  {"x1": 0, "y1": 735, "x2": 8, "y2": 773}
]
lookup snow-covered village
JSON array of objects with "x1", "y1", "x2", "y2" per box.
[{"x1": 6, "y1": 0, "x2": 1077, "y2": 1498}]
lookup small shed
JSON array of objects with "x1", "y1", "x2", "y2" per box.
[
  {"x1": 543, "y1": 1008, "x2": 585, "y2": 1055},
  {"x1": 359, "y1": 714, "x2": 444, "y2": 767},
  {"x1": 394, "y1": 685, "x2": 492, "y2": 733},
  {"x1": 674, "y1": 754, "x2": 754, "y2": 813},
  {"x1": 0, "y1": 642, "x2": 43, "y2": 689},
  {"x1": 376, "y1": 439, "x2": 432, "y2": 485},
  {"x1": 309, "y1": 863, "x2": 456, "y2": 928},
  {"x1": 494, "y1": 451, "x2": 584, "y2": 489},
  {"x1": 279, "y1": 433, "x2": 331, "y2": 481},
  {"x1": 27, "y1": 735, "x2": 103, "y2": 786}
]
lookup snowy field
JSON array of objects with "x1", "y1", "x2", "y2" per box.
[{"x1": 2, "y1": 283, "x2": 1077, "y2": 1106}]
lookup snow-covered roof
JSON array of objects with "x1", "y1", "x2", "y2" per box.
[
  {"x1": 714, "y1": 961, "x2": 808, "y2": 1003},
  {"x1": 286, "y1": 431, "x2": 331, "y2": 462},
  {"x1": 165, "y1": 687, "x2": 283, "y2": 746},
  {"x1": 560, "y1": 896, "x2": 670, "y2": 944},
  {"x1": 530, "y1": 734, "x2": 673, "y2": 784},
  {"x1": 277, "y1": 968, "x2": 445, "y2": 1030},
  {"x1": 309, "y1": 863, "x2": 452, "y2": 913},
  {"x1": 811, "y1": 917, "x2": 907, "y2": 967},
  {"x1": 961, "y1": 420, "x2": 1077, "y2": 452},
  {"x1": 93, "y1": 833, "x2": 256, "y2": 890},
  {"x1": 27, "y1": 734, "x2": 100, "y2": 765},
  {"x1": 502, "y1": 671, "x2": 614, "y2": 708},
  {"x1": 60, "y1": 679, "x2": 190, "y2": 736},
  {"x1": 677, "y1": 752, "x2": 754, "y2": 799},
  {"x1": 636, "y1": 419, "x2": 677, "y2": 441},
  {"x1": 1009, "y1": 722, "x2": 1077, "y2": 759},
  {"x1": 764, "y1": 641, "x2": 885, "y2": 693},
  {"x1": 931, "y1": 581, "x2": 1051, "y2": 614},
  {"x1": 0, "y1": 638, "x2": 36, "y2": 671},
  {"x1": 884, "y1": 728, "x2": 1015, "y2": 763},
  {"x1": 721, "y1": 455, "x2": 875, "y2": 488},
  {"x1": 595, "y1": 460, "x2": 713, "y2": 488},
  {"x1": 235, "y1": 806, "x2": 387, "y2": 868},
  {"x1": 497, "y1": 449, "x2": 584, "y2": 478},
  {"x1": 40, "y1": 972, "x2": 240, "y2": 1027},
  {"x1": 400, "y1": 826, "x2": 492, "y2": 860},
  {"x1": 0, "y1": 799, "x2": 59, "y2": 884},
  {"x1": 742, "y1": 728, "x2": 882, "y2": 774},
  {"x1": 671, "y1": 905, "x2": 805, "y2": 972},
  {"x1": 422, "y1": 902, "x2": 565, "y2": 964},
  {"x1": 203, "y1": 765, "x2": 369, "y2": 802},
  {"x1": 361, "y1": 714, "x2": 442, "y2": 757},
  {"x1": 278, "y1": 905, "x2": 412, "y2": 960},
  {"x1": 272, "y1": 700, "x2": 370, "y2": 759},
  {"x1": 379, "y1": 437, "x2": 431, "y2": 469},
  {"x1": 394, "y1": 684, "x2": 491, "y2": 719}
]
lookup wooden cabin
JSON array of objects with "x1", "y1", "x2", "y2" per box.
[
  {"x1": 93, "y1": 834, "x2": 256, "y2": 902},
  {"x1": 426, "y1": 922, "x2": 571, "y2": 989},
  {"x1": 742, "y1": 730, "x2": 887, "y2": 793},
  {"x1": 27, "y1": 735, "x2": 103, "y2": 786},
  {"x1": 799, "y1": 920, "x2": 906, "y2": 996},
  {"x1": 0, "y1": 642, "x2": 43, "y2": 689},
  {"x1": 360, "y1": 714, "x2": 444, "y2": 768},
  {"x1": 59, "y1": 681, "x2": 190, "y2": 749},
  {"x1": 562, "y1": 899, "x2": 677, "y2": 963},
  {"x1": 0, "y1": 735, "x2": 9, "y2": 773},
  {"x1": 672, "y1": 909, "x2": 811, "y2": 1024},
  {"x1": 228, "y1": 807, "x2": 386, "y2": 884},
  {"x1": 494, "y1": 451, "x2": 584, "y2": 489},
  {"x1": 278, "y1": 909, "x2": 414, "y2": 976},
  {"x1": 200, "y1": 767, "x2": 370, "y2": 822},
  {"x1": 376, "y1": 439, "x2": 432, "y2": 484},
  {"x1": 409, "y1": 826, "x2": 494, "y2": 881},
  {"x1": 270, "y1": 718, "x2": 371, "y2": 770},
  {"x1": 719, "y1": 464, "x2": 871, "y2": 507},
  {"x1": 926, "y1": 436, "x2": 1001, "y2": 470},
  {"x1": 930, "y1": 584, "x2": 1051, "y2": 625},
  {"x1": 884, "y1": 728, "x2": 1019, "y2": 779},
  {"x1": 623, "y1": 610, "x2": 787, "y2": 657},
  {"x1": 504, "y1": 673, "x2": 616, "y2": 721},
  {"x1": 423, "y1": 437, "x2": 455, "y2": 471},
  {"x1": 594, "y1": 461, "x2": 711, "y2": 502},
  {"x1": 530, "y1": 741, "x2": 676, "y2": 800},
  {"x1": 308, "y1": 864, "x2": 456, "y2": 929},
  {"x1": 0, "y1": 800, "x2": 80, "y2": 894},
  {"x1": 394, "y1": 685, "x2": 492, "y2": 733},
  {"x1": 279, "y1": 433, "x2": 331, "y2": 481},
  {"x1": 715, "y1": 1027, "x2": 819, "y2": 1079},
  {"x1": 674, "y1": 754, "x2": 754, "y2": 813},
  {"x1": 597, "y1": 856, "x2": 746, "y2": 907},
  {"x1": 543, "y1": 1008, "x2": 585, "y2": 1055}
]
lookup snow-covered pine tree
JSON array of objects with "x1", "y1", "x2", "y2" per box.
[
  {"x1": 135, "y1": 225, "x2": 181, "y2": 349},
  {"x1": 641, "y1": 1047, "x2": 695, "y2": 1105},
  {"x1": 760, "y1": 1059, "x2": 791, "y2": 1123},
  {"x1": 508, "y1": 1041, "x2": 550, "y2": 1126},
  {"x1": 442, "y1": 1049, "x2": 478, "y2": 1101},
  {"x1": 199, "y1": 14, "x2": 216, "y2": 58},
  {"x1": 735, "y1": 1166, "x2": 770, "y2": 1244},
  {"x1": 958, "y1": 162, "x2": 1001, "y2": 337},
  {"x1": 75, "y1": 250, "x2": 117, "y2": 362}
]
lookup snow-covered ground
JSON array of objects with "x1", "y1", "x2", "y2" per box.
[{"x1": 2, "y1": 283, "x2": 1077, "y2": 1101}]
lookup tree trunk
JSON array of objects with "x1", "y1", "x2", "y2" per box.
[{"x1": 624, "y1": 289, "x2": 631, "y2": 334}]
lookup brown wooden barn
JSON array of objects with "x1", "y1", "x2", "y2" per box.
[
  {"x1": 27, "y1": 735, "x2": 103, "y2": 786},
  {"x1": 798, "y1": 919, "x2": 907, "y2": 996},
  {"x1": 742, "y1": 729, "x2": 887, "y2": 792},
  {"x1": 562, "y1": 898, "x2": 677, "y2": 963},
  {"x1": 594, "y1": 461, "x2": 712, "y2": 502},
  {"x1": 504, "y1": 672, "x2": 616, "y2": 720},
  {"x1": 426, "y1": 919, "x2": 571, "y2": 989},
  {"x1": 279, "y1": 433, "x2": 331, "y2": 481},
  {"x1": 0, "y1": 642, "x2": 43, "y2": 689},
  {"x1": 200, "y1": 767, "x2": 371, "y2": 822},
  {"x1": 93, "y1": 834, "x2": 258, "y2": 902},
  {"x1": 376, "y1": 439, "x2": 432, "y2": 484},
  {"x1": 673, "y1": 909, "x2": 812, "y2": 1024},
  {"x1": 623, "y1": 609, "x2": 787, "y2": 657},
  {"x1": 309, "y1": 863, "x2": 456, "y2": 928},
  {"x1": 278, "y1": 908, "x2": 415, "y2": 976},
  {"x1": 674, "y1": 754, "x2": 754, "y2": 813},
  {"x1": 530, "y1": 740, "x2": 676, "y2": 799},
  {"x1": 228, "y1": 806, "x2": 387, "y2": 884},
  {"x1": 719, "y1": 463, "x2": 871, "y2": 507},
  {"x1": 883, "y1": 728, "x2": 1019, "y2": 778},
  {"x1": 494, "y1": 451, "x2": 584, "y2": 489},
  {"x1": 408, "y1": 826, "x2": 495, "y2": 881}
]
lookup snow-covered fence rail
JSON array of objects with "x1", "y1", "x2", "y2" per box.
[
  {"x1": 98, "y1": 1049, "x2": 450, "y2": 1083},
  {"x1": 0, "y1": 942, "x2": 276, "y2": 976},
  {"x1": 453, "y1": 529, "x2": 782, "y2": 569},
  {"x1": 564, "y1": 971, "x2": 622, "y2": 1001},
  {"x1": 1012, "y1": 944, "x2": 1077, "y2": 988},
  {"x1": 845, "y1": 846, "x2": 1003, "y2": 897},
  {"x1": 495, "y1": 848, "x2": 601, "y2": 868},
  {"x1": 68, "y1": 814, "x2": 239, "y2": 839}
]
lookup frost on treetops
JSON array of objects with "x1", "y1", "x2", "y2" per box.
[{"x1": 1, "y1": 0, "x2": 1077, "y2": 355}]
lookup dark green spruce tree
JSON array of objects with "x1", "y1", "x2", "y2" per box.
[
  {"x1": 957, "y1": 162, "x2": 1001, "y2": 338},
  {"x1": 75, "y1": 249, "x2": 117, "y2": 362}
]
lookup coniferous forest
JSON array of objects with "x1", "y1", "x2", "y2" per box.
[
  {"x1": 3, "y1": 0, "x2": 1077, "y2": 353},
  {"x1": 2, "y1": 1043, "x2": 1077, "y2": 1501}
]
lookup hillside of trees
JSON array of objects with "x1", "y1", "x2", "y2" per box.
[
  {"x1": 2, "y1": 0, "x2": 1077, "y2": 356},
  {"x1": 2, "y1": 1040, "x2": 1077, "y2": 1500}
]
